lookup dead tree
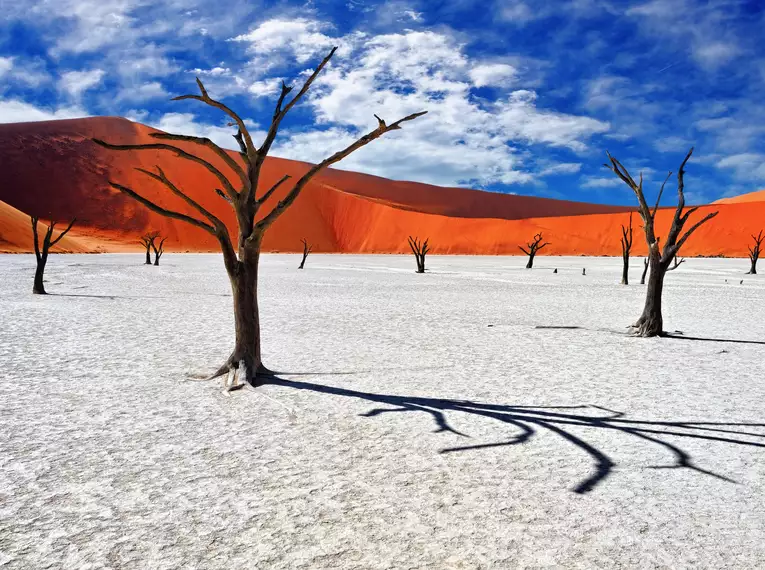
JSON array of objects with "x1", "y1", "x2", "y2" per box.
[
  {"x1": 605, "y1": 148, "x2": 718, "y2": 337},
  {"x1": 152, "y1": 236, "x2": 167, "y2": 266},
  {"x1": 640, "y1": 258, "x2": 649, "y2": 285},
  {"x1": 93, "y1": 47, "x2": 426, "y2": 387},
  {"x1": 747, "y1": 230, "x2": 763, "y2": 274},
  {"x1": 408, "y1": 236, "x2": 430, "y2": 273},
  {"x1": 519, "y1": 233, "x2": 548, "y2": 269},
  {"x1": 666, "y1": 257, "x2": 685, "y2": 271},
  {"x1": 620, "y1": 213, "x2": 633, "y2": 285},
  {"x1": 31, "y1": 216, "x2": 76, "y2": 294},
  {"x1": 298, "y1": 238, "x2": 312, "y2": 269},
  {"x1": 139, "y1": 232, "x2": 159, "y2": 264}
]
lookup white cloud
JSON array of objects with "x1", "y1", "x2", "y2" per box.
[
  {"x1": 627, "y1": 0, "x2": 744, "y2": 71},
  {"x1": 0, "y1": 99, "x2": 88, "y2": 123},
  {"x1": 496, "y1": 0, "x2": 538, "y2": 24},
  {"x1": 581, "y1": 176, "x2": 623, "y2": 189},
  {"x1": 248, "y1": 78, "x2": 283, "y2": 98},
  {"x1": 716, "y1": 153, "x2": 765, "y2": 182},
  {"x1": 242, "y1": 22, "x2": 610, "y2": 186},
  {"x1": 230, "y1": 18, "x2": 338, "y2": 64},
  {"x1": 539, "y1": 163, "x2": 582, "y2": 176},
  {"x1": 118, "y1": 81, "x2": 169, "y2": 102},
  {"x1": 59, "y1": 69, "x2": 105, "y2": 98},
  {"x1": 0, "y1": 57, "x2": 12, "y2": 77},
  {"x1": 469, "y1": 63, "x2": 518, "y2": 88}
]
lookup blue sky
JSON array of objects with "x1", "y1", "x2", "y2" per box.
[{"x1": 1, "y1": 0, "x2": 763, "y2": 205}]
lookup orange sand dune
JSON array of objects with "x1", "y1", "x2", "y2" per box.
[
  {"x1": 714, "y1": 189, "x2": 765, "y2": 204},
  {"x1": 0, "y1": 116, "x2": 763, "y2": 257},
  {"x1": 0, "y1": 200, "x2": 95, "y2": 253}
]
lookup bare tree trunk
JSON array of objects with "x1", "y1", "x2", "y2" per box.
[
  {"x1": 33, "y1": 259, "x2": 47, "y2": 294},
  {"x1": 635, "y1": 254, "x2": 665, "y2": 336},
  {"x1": 747, "y1": 230, "x2": 762, "y2": 274},
  {"x1": 620, "y1": 213, "x2": 633, "y2": 285},
  {"x1": 526, "y1": 253, "x2": 535, "y2": 269},
  {"x1": 298, "y1": 238, "x2": 311, "y2": 269},
  {"x1": 621, "y1": 255, "x2": 629, "y2": 285},
  {"x1": 145, "y1": 248, "x2": 152, "y2": 264},
  {"x1": 228, "y1": 246, "x2": 264, "y2": 384},
  {"x1": 640, "y1": 258, "x2": 649, "y2": 285},
  {"x1": 31, "y1": 216, "x2": 75, "y2": 295}
]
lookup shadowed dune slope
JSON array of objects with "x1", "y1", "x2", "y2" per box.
[{"x1": 1, "y1": 117, "x2": 763, "y2": 256}]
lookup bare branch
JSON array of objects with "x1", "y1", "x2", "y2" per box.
[
  {"x1": 254, "y1": 111, "x2": 427, "y2": 233},
  {"x1": 256, "y1": 47, "x2": 338, "y2": 166},
  {"x1": 258, "y1": 174, "x2": 291, "y2": 205},
  {"x1": 136, "y1": 166, "x2": 226, "y2": 230},
  {"x1": 107, "y1": 180, "x2": 216, "y2": 234},
  {"x1": 92, "y1": 139, "x2": 238, "y2": 200},
  {"x1": 49, "y1": 218, "x2": 77, "y2": 247},
  {"x1": 652, "y1": 171, "x2": 672, "y2": 220},
  {"x1": 674, "y1": 210, "x2": 718, "y2": 253},
  {"x1": 172, "y1": 77, "x2": 255, "y2": 160},
  {"x1": 31, "y1": 216, "x2": 41, "y2": 261},
  {"x1": 150, "y1": 132, "x2": 247, "y2": 190}
]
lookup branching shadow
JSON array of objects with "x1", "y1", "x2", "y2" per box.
[
  {"x1": 267, "y1": 377, "x2": 765, "y2": 494},
  {"x1": 662, "y1": 334, "x2": 765, "y2": 346}
]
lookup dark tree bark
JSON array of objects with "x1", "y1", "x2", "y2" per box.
[
  {"x1": 140, "y1": 232, "x2": 159, "y2": 265},
  {"x1": 640, "y1": 257, "x2": 649, "y2": 285},
  {"x1": 152, "y1": 237, "x2": 167, "y2": 266},
  {"x1": 605, "y1": 148, "x2": 718, "y2": 337},
  {"x1": 298, "y1": 238, "x2": 312, "y2": 269},
  {"x1": 93, "y1": 48, "x2": 426, "y2": 388},
  {"x1": 666, "y1": 257, "x2": 685, "y2": 271},
  {"x1": 408, "y1": 236, "x2": 430, "y2": 273},
  {"x1": 31, "y1": 216, "x2": 76, "y2": 295},
  {"x1": 747, "y1": 230, "x2": 763, "y2": 275},
  {"x1": 519, "y1": 233, "x2": 548, "y2": 269},
  {"x1": 620, "y1": 213, "x2": 633, "y2": 285}
]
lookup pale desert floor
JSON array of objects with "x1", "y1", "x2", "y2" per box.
[{"x1": 1, "y1": 254, "x2": 764, "y2": 569}]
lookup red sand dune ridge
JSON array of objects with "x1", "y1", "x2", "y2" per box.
[{"x1": 0, "y1": 117, "x2": 763, "y2": 256}]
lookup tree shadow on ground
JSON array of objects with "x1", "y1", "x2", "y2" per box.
[
  {"x1": 266, "y1": 377, "x2": 765, "y2": 494},
  {"x1": 535, "y1": 325, "x2": 765, "y2": 346}
]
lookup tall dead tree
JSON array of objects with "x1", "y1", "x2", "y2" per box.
[
  {"x1": 620, "y1": 213, "x2": 633, "y2": 285},
  {"x1": 139, "y1": 232, "x2": 159, "y2": 264},
  {"x1": 94, "y1": 47, "x2": 426, "y2": 386},
  {"x1": 605, "y1": 148, "x2": 718, "y2": 337},
  {"x1": 408, "y1": 236, "x2": 430, "y2": 273},
  {"x1": 519, "y1": 232, "x2": 548, "y2": 269},
  {"x1": 747, "y1": 230, "x2": 763, "y2": 274},
  {"x1": 31, "y1": 216, "x2": 76, "y2": 295},
  {"x1": 298, "y1": 238, "x2": 312, "y2": 269},
  {"x1": 152, "y1": 236, "x2": 167, "y2": 266},
  {"x1": 640, "y1": 258, "x2": 649, "y2": 285}
]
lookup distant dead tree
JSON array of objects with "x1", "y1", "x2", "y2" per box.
[
  {"x1": 94, "y1": 47, "x2": 426, "y2": 387},
  {"x1": 747, "y1": 230, "x2": 763, "y2": 274},
  {"x1": 519, "y1": 232, "x2": 548, "y2": 269},
  {"x1": 666, "y1": 257, "x2": 685, "y2": 271},
  {"x1": 298, "y1": 238, "x2": 312, "y2": 269},
  {"x1": 640, "y1": 257, "x2": 649, "y2": 285},
  {"x1": 31, "y1": 216, "x2": 76, "y2": 295},
  {"x1": 152, "y1": 236, "x2": 167, "y2": 266},
  {"x1": 408, "y1": 236, "x2": 430, "y2": 273},
  {"x1": 139, "y1": 231, "x2": 159, "y2": 265},
  {"x1": 620, "y1": 213, "x2": 633, "y2": 285},
  {"x1": 605, "y1": 148, "x2": 718, "y2": 337}
]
